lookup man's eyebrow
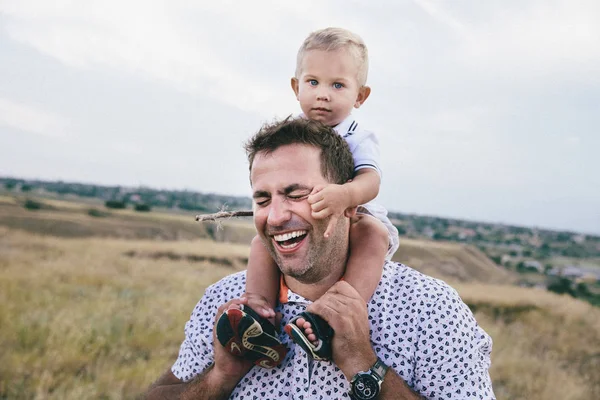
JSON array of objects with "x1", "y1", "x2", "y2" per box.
[
  {"x1": 252, "y1": 190, "x2": 270, "y2": 199},
  {"x1": 282, "y1": 184, "x2": 312, "y2": 195}
]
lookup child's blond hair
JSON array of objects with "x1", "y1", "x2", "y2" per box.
[{"x1": 295, "y1": 27, "x2": 369, "y2": 86}]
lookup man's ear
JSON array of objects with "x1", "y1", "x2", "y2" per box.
[
  {"x1": 344, "y1": 206, "x2": 358, "y2": 218},
  {"x1": 354, "y1": 86, "x2": 371, "y2": 109},
  {"x1": 291, "y1": 77, "x2": 300, "y2": 99}
]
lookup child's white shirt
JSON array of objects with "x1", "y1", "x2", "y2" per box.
[
  {"x1": 331, "y1": 114, "x2": 400, "y2": 258},
  {"x1": 333, "y1": 115, "x2": 382, "y2": 177}
]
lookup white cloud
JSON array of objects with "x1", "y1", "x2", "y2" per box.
[
  {"x1": 0, "y1": 0, "x2": 330, "y2": 116},
  {"x1": 1, "y1": 0, "x2": 599, "y2": 233},
  {"x1": 457, "y1": 1, "x2": 600, "y2": 81},
  {"x1": 410, "y1": 0, "x2": 470, "y2": 37},
  {"x1": 0, "y1": 98, "x2": 70, "y2": 138},
  {"x1": 427, "y1": 106, "x2": 494, "y2": 134}
]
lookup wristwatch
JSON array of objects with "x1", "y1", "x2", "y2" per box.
[{"x1": 349, "y1": 357, "x2": 389, "y2": 400}]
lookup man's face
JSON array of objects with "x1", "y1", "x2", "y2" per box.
[
  {"x1": 292, "y1": 49, "x2": 369, "y2": 127},
  {"x1": 251, "y1": 144, "x2": 348, "y2": 282}
]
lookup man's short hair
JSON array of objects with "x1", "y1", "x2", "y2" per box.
[
  {"x1": 245, "y1": 117, "x2": 354, "y2": 185},
  {"x1": 295, "y1": 27, "x2": 369, "y2": 86}
]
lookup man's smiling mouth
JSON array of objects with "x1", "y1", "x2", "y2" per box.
[{"x1": 273, "y1": 230, "x2": 307, "y2": 249}]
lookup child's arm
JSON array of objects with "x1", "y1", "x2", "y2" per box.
[
  {"x1": 245, "y1": 236, "x2": 280, "y2": 323},
  {"x1": 344, "y1": 168, "x2": 380, "y2": 206},
  {"x1": 308, "y1": 168, "x2": 380, "y2": 237},
  {"x1": 345, "y1": 214, "x2": 389, "y2": 303}
]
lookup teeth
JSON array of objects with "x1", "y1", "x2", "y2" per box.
[{"x1": 274, "y1": 230, "x2": 307, "y2": 243}]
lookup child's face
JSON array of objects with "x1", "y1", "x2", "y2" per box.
[{"x1": 292, "y1": 49, "x2": 370, "y2": 127}]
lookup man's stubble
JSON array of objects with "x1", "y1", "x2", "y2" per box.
[{"x1": 262, "y1": 216, "x2": 349, "y2": 284}]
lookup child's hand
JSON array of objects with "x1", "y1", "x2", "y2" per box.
[{"x1": 308, "y1": 184, "x2": 351, "y2": 238}]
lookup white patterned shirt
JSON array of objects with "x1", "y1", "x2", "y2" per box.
[{"x1": 172, "y1": 261, "x2": 496, "y2": 399}]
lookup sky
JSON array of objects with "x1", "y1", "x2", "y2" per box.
[{"x1": 0, "y1": 0, "x2": 599, "y2": 234}]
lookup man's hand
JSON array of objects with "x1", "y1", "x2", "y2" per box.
[
  {"x1": 212, "y1": 298, "x2": 255, "y2": 382},
  {"x1": 308, "y1": 184, "x2": 352, "y2": 238},
  {"x1": 144, "y1": 298, "x2": 254, "y2": 400},
  {"x1": 305, "y1": 281, "x2": 377, "y2": 379}
]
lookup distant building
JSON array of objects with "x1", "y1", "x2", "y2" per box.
[
  {"x1": 572, "y1": 234, "x2": 586, "y2": 244},
  {"x1": 524, "y1": 260, "x2": 543, "y2": 272},
  {"x1": 155, "y1": 193, "x2": 169, "y2": 203},
  {"x1": 501, "y1": 254, "x2": 512, "y2": 266},
  {"x1": 458, "y1": 228, "x2": 477, "y2": 240},
  {"x1": 558, "y1": 265, "x2": 584, "y2": 279}
]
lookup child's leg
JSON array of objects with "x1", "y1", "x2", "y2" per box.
[
  {"x1": 292, "y1": 214, "x2": 388, "y2": 345},
  {"x1": 245, "y1": 235, "x2": 280, "y2": 323},
  {"x1": 217, "y1": 236, "x2": 288, "y2": 367},
  {"x1": 344, "y1": 214, "x2": 389, "y2": 302}
]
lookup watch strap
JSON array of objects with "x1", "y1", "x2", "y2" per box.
[{"x1": 371, "y1": 357, "x2": 389, "y2": 381}]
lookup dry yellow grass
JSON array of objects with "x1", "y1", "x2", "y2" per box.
[
  {"x1": 0, "y1": 227, "x2": 248, "y2": 399},
  {"x1": 1, "y1": 198, "x2": 599, "y2": 399},
  {"x1": 455, "y1": 283, "x2": 600, "y2": 399}
]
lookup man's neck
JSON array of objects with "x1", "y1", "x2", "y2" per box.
[{"x1": 283, "y1": 270, "x2": 345, "y2": 302}]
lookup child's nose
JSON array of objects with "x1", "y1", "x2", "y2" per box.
[{"x1": 316, "y1": 88, "x2": 330, "y2": 101}]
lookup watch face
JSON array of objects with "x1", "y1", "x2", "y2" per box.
[{"x1": 352, "y1": 374, "x2": 380, "y2": 400}]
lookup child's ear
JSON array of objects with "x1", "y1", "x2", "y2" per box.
[
  {"x1": 354, "y1": 86, "x2": 371, "y2": 108},
  {"x1": 291, "y1": 77, "x2": 300, "y2": 99}
]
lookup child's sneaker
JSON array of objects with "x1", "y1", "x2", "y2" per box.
[
  {"x1": 216, "y1": 304, "x2": 287, "y2": 368},
  {"x1": 284, "y1": 311, "x2": 334, "y2": 361}
]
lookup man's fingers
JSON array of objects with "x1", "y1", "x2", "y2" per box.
[
  {"x1": 327, "y1": 281, "x2": 361, "y2": 298},
  {"x1": 216, "y1": 297, "x2": 248, "y2": 317},
  {"x1": 307, "y1": 301, "x2": 337, "y2": 323},
  {"x1": 307, "y1": 284, "x2": 362, "y2": 317}
]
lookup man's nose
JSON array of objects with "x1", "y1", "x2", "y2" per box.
[{"x1": 267, "y1": 197, "x2": 291, "y2": 226}]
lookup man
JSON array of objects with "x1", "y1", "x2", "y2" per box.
[{"x1": 145, "y1": 117, "x2": 496, "y2": 399}]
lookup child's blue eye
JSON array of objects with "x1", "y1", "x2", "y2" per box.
[
  {"x1": 309, "y1": 80, "x2": 318, "y2": 86},
  {"x1": 333, "y1": 82, "x2": 343, "y2": 89}
]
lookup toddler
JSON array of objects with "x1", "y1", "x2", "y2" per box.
[{"x1": 218, "y1": 27, "x2": 399, "y2": 367}]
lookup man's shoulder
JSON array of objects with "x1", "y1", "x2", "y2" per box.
[
  {"x1": 379, "y1": 261, "x2": 462, "y2": 305},
  {"x1": 204, "y1": 270, "x2": 247, "y2": 300}
]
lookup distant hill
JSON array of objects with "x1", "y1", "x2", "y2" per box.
[
  {"x1": 0, "y1": 194, "x2": 512, "y2": 286},
  {"x1": 392, "y1": 238, "x2": 515, "y2": 284},
  {"x1": 0, "y1": 176, "x2": 252, "y2": 212}
]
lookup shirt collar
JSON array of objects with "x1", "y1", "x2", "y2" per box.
[
  {"x1": 332, "y1": 114, "x2": 357, "y2": 136},
  {"x1": 278, "y1": 274, "x2": 346, "y2": 305},
  {"x1": 297, "y1": 113, "x2": 356, "y2": 137},
  {"x1": 278, "y1": 274, "x2": 290, "y2": 304}
]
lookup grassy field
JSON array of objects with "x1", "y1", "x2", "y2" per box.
[{"x1": 1, "y1": 197, "x2": 599, "y2": 399}]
